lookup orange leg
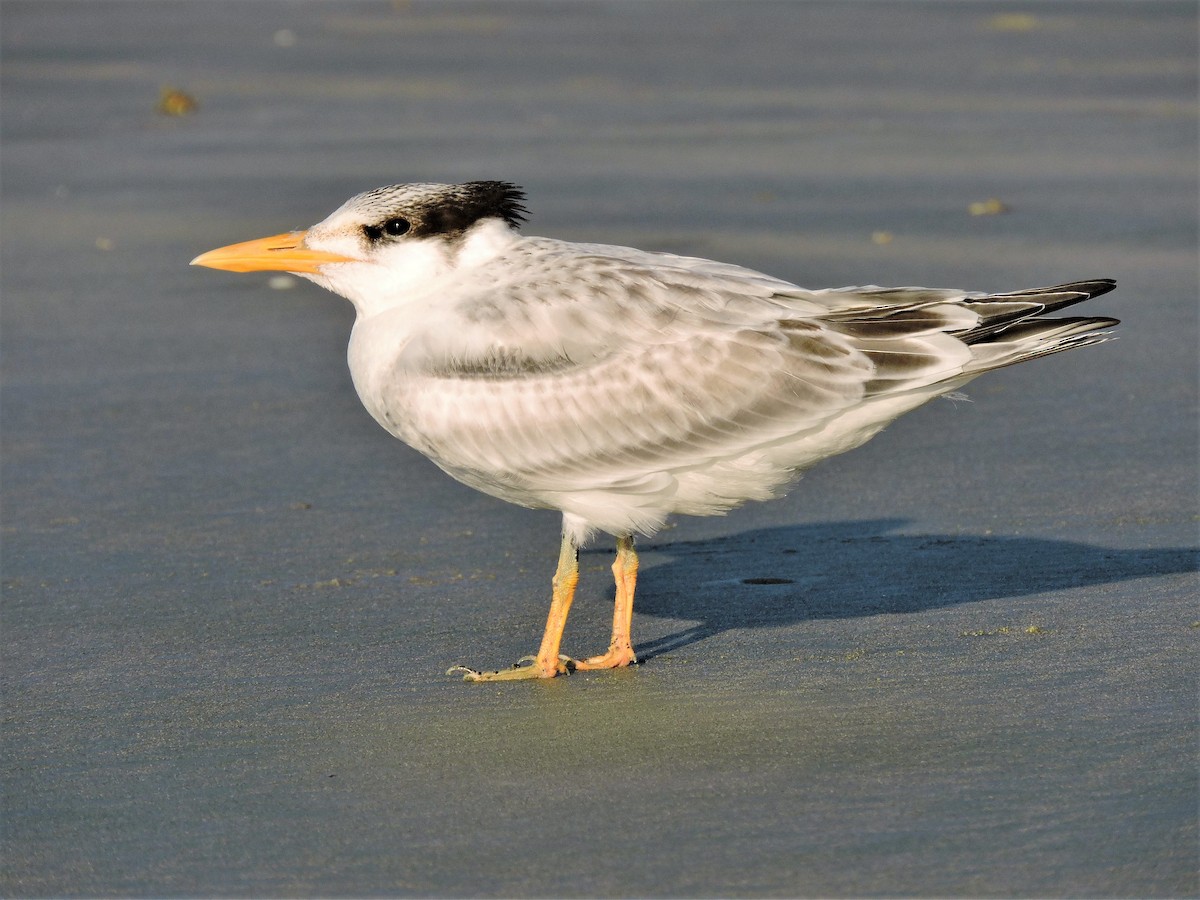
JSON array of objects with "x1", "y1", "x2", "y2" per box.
[
  {"x1": 449, "y1": 530, "x2": 579, "y2": 681},
  {"x1": 574, "y1": 534, "x2": 639, "y2": 670}
]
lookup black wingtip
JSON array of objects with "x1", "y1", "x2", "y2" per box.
[
  {"x1": 1004, "y1": 279, "x2": 1118, "y2": 315},
  {"x1": 1066, "y1": 278, "x2": 1117, "y2": 300}
]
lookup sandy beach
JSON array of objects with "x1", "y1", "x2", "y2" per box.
[{"x1": 2, "y1": 2, "x2": 1196, "y2": 895}]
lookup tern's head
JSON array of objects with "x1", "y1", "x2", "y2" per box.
[{"x1": 191, "y1": 181, "x2": 529, "y2": 313}]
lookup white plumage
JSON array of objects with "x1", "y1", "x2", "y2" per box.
[{"x1": 193, "y1": 181, "x2": 1118, "y2": 680}]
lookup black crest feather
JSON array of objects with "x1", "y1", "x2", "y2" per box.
[
  {"x1": 414, "y1": 181, "x2": 528, "y2": 237},
  {"x1": 460, "y1": 181, "x2": 529, "y2": 229}
]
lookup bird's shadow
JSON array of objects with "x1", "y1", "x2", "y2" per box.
[{"x1": 585, "y1": 519, "x2": 1198, "y2": 661}]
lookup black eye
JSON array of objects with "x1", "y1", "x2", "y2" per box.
[{"x1": 363, "y1": 217, "x2": 411, "y2": 242}]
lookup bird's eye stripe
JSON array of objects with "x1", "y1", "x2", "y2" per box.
[{"x1": 363, "y1": 217, "x2": 411, "y2": 243}]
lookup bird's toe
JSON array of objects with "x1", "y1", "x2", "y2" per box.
[{"x1": 447, "y1": 656, "x2": 572, "y2": 682}]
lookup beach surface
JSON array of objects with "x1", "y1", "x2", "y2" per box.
[{"x1": 2, "y1": 2, "x2": 1197, "y2": 895}]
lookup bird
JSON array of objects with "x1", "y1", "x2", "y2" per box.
[{"x1": 192, "y1": 180, "x2": 1118, "y2": 681}]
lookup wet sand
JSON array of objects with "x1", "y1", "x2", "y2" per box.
[{"x1": 2, "y1": 2, "x2": 1197, "y2": 896}]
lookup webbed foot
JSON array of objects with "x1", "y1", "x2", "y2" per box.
[
  {"x1": 572, "y1": 645, "x2": 638, "y2": 670},
  {"x1": 447, "y1": 654, "x2": 573, "y2": 682}
]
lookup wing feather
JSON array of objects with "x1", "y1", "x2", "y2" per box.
[
  {"x1": 348, "y1": 238, "x2": 1116, "y2": 537},
  {"x1": 387, "y1": 324, "x2": 873, "y2": 491}
]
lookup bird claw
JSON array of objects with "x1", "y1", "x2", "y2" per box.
[{"x1": 447, "y1": 655, "x2": 573, "y2": 682}]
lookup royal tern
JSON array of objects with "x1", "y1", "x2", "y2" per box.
[{"x1": 192, "y1": 181, "x2": 1118, "y2": 681}]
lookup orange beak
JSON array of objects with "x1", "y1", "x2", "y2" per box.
[{"x1": 190, "y1": 231, "x2": 357, "y2": 274}]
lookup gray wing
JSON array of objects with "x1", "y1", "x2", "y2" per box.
[{"x1": 373, "y1": 242, "x2": 1115, "y2": 532}]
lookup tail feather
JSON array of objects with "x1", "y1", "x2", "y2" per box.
[
  {"x1": 822, "y1": 278, "x2": 1119, "y2": 394},
  {"x1": 959, "y1": 279, "x2": 1118, "y2": 344},
  {"x1": 966, "y1": 314, "x2": 1120, "y2": 371}
]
